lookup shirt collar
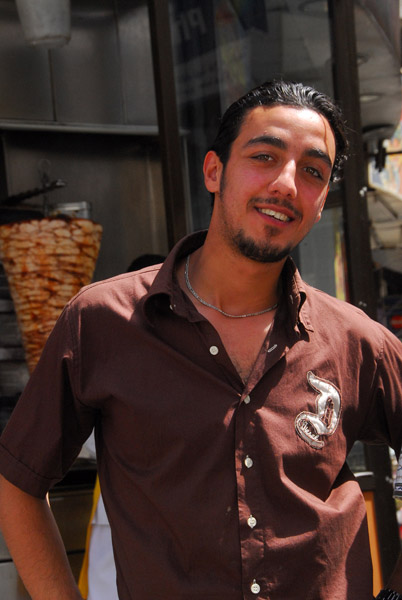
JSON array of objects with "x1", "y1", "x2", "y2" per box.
[
  {"x1": 142, "y1": 230, "x2": 313, "y2": 333},
  {"x1": 141, "y1": 230, "x2": 208, "y2": 323},
  {"x1": 279, "y1": 258, "x2": 313, "y2": 334}
]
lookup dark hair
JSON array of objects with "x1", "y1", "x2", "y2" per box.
[
  {"x1": 210, "y1": 80, "x2": 349, "y2": 183},
  {"x1": 127, "y1": 254, "x2": 165, "y2": 272}
]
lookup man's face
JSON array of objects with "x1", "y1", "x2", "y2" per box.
[{"x1": 204, "y1": 104, "x2": 336, "y2": 263}]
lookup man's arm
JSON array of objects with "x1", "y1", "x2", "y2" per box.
[{"x1": 0, "y1": 473, "x2": 83, "y2": 600}]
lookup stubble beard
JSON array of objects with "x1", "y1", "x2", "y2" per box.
[
  {"x1": 229, "y1": 228, "x2": 293, "y2": 263},
  {"x1": 218, "y1": 169, "x2": 295, "y2": 264}
]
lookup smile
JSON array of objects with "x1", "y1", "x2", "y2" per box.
[{"x1": 257, "y1": 208, "x2": 291, "y2": 222}]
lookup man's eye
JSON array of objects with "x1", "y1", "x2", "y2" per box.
[
  {"x1": 253, "y1": 154, "x2": 272, "y2": 162},
  {"x1": 305, "y1": 166, "x2": 323, "y2": 179}
]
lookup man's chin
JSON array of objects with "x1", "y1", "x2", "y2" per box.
[
  {"x1": 232, "y1": 234, "x2": 291, "y2": 263},
  {"x1": 247, "y1": 249, "x2": 291, "y2": 264}
]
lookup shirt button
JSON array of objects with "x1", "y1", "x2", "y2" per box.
[
  {"x1": 247, "y1": 515, "x2": 257, "y2": 529},
  {"x1": 244, "y1": 394, "x2": 251, "y2": 404},
  {"x1": 251, "y1": 580, "x2": 261, "y2": 594},
  {"x1": 209, "y1": 345, "x2": 219, "y2": 355},
  {"x1": 244, "y1": 456, "x2": 253, "y2": 468}
]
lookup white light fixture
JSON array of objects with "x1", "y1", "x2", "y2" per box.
[{"x1": 15, "y1": 0, "x2": 71, "y2": 48}]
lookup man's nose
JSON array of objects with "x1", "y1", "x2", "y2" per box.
[{"x1": 267, "y1": 162, "x2": 297, "y2": 199}]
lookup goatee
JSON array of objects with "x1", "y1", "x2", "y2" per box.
[{"x1": 231, "y1": 229, "x2": 291, "y2": 263}]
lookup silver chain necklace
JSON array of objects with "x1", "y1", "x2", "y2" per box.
[{"x1": 184, "y1": 255, "x2": 278, "y2": 319}]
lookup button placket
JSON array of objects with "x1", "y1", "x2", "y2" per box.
[
  {"x1": 236, "y1": 391, "x2": 265, "y2": 599},
  {"x1": 238, "y1": 466, "x2": 264, "y2": 595}
]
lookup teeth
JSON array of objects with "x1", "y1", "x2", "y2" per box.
[{"x1": 258, "y1": 208, "x2": 290, "y2": 222}]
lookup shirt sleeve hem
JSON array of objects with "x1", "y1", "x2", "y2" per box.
[{"x1": 0, "y1": 443, "x2": 57, "y2": 499}]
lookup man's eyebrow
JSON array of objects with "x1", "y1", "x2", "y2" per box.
[
  {"x1": 243, "y1": 135, "x2": 286, "y2": 150},
  {"x1": 305, "y1": 148, "x2": 333, "y2": 170}
]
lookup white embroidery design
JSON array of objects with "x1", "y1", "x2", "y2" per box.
[{"x1": 295, "y1": 371, "x2": 341, "y2": 449}]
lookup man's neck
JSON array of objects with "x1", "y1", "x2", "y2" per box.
[{"x1": 182, "y1": 234, "x2": 285, "y2": 317}]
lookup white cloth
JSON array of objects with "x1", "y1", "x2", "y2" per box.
[
  {"x1": 87, "y1": 494, "x2": 119, "y2": 600},
  {"x1": 82, "y1": 433, "x2": 119, "y2": 599}
]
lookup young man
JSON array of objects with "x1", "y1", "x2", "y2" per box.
[{"x1": 0, "y1": 81, "x2": 401, "y2": 600}]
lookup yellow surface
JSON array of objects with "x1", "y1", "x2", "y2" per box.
[
  {"x1": 364, "y1": 490, "x2": 383, "y2": 596},
  {"x1": 78, "y1": 477, "x2": 101, "y2": 599}
]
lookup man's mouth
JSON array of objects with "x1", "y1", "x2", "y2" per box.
[{"x1": 256, "y1": 208, "x2": 292, "y2": 223}]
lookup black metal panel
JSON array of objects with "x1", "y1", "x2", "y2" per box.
[
  {"x1": 116, "y1": 0, "x2": 158, "y2": 126},
  {"x1": 51, "y1": 0, "x2": 124, "y2": 125},
  {"x1": 0, "y1": 1, "x2": 53, "y2": 121},
  {"x1": 148, "y1": 0, "x2": 188, "y2": 247}
]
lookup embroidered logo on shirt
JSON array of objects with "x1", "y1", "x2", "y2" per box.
[{"x1": 295, "y1": 371, "x2": 341, "y2": 449}]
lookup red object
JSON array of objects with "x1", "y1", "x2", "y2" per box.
[{"x1": 390, "y1": 315, "x2": 402, "y2": 329}]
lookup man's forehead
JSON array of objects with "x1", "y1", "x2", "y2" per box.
[
  {"x1": 240, "y1": 104, "x2": 332, "y2": 134},
  {"x1": 236, "y1": 104, "x2": 336, "y2": 162}
]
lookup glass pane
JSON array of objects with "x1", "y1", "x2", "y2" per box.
[
  {"x1": 346, "y1": 442, "x2": 367, "y2": 474},
  {"x1": 368, "y1": 124, "x2": 402, "y2": 343},
  {"x1": 170, "y1": 0, "x2": 333, "y2": 230},
  {"x1": 292, "y1": 205, "x2": 347, "y2": 300},
  {"x1": 366, "y1": 111, "x2": 402, "y2": 527}
]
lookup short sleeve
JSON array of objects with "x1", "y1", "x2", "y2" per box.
[
  {"x1": 0, "y1": 303, "x2": 97, "y2": 498},
  {"x1": 360, "y1": 326, "x2": 402, "y2": 454}
]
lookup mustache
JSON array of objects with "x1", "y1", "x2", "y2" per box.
[{"x1": 248, "y1": 197, "x2": 302, "y2": 220}]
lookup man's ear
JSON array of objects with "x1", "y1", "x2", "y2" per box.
[
  {"x1": 314, "y1": 185, "x2": 330, "y2": 223},
  {"x1": 203, "y1": 151, "x2": 223, "y2": 194}
]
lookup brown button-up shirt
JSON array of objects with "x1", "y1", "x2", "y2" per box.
[{"x1": 0, "y1": 231, "x2": 401, "y2": 600}]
